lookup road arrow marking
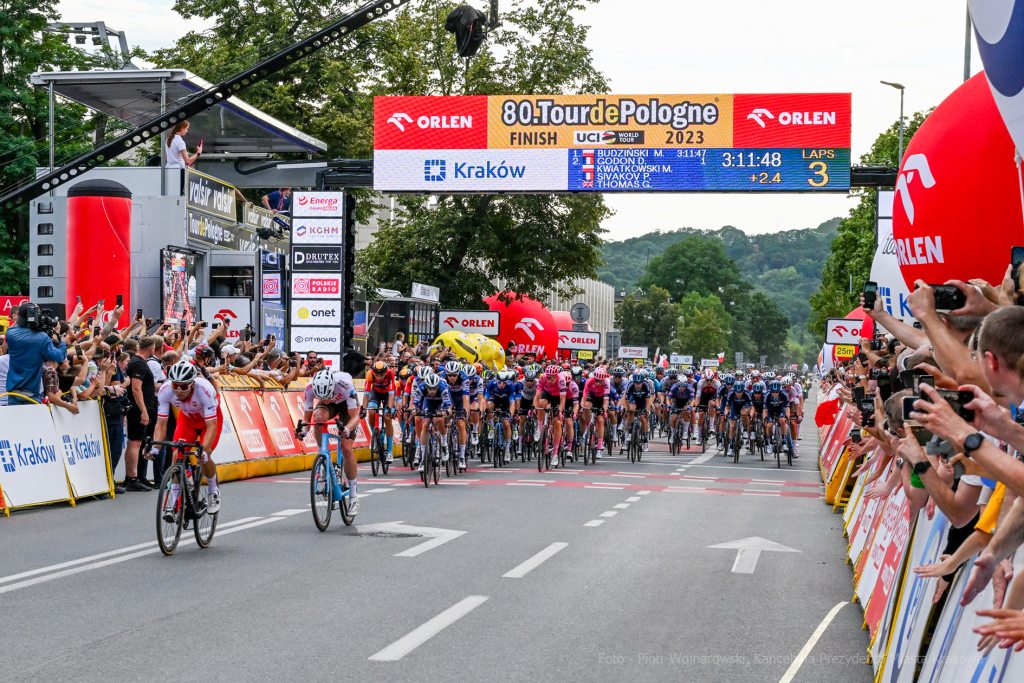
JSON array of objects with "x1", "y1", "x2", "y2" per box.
[
  {"x1": 707, "y1": 536, "x2": 800, "y2": 574},
  {"x1": 355, "y1": 521, "x2": 466, "y2": 557}
]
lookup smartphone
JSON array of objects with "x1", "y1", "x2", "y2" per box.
[
  {"x1": 958, "y1": 389, "x2": 976, "y2": 422},
  {"x1": 98, "y1": 299, "x2": 104, "y2": 308},
  {"x1": 928, "y1": 284, "x2": 967, "y2": 311},
  {"x1": 87, "y1": 316, "x2": 94, "y2": 326},
  {"x1": 1012, "y1": 246, "x2": 1024, "y2": 288},
  {"x1": 902, "y1": 394, "x2": 919, "y2": 420},
  {"x1": 379, "y1": 342, "x2": 387, "y2": 352},
  {"x1": 857, "y1": 353, "x2": 869, "y2": 365},
  {"x1": 116, "y1": 294, "x2": 123, "y2": 307},
  {"x1": 849, "y1": 429, "x2": 862, "y2": 444},
  {"x1": 869, "y1": 338, "x2": 886, "y2": 351},
  {"x1": 77, "y1": 295, "x2": 82, "y2": 304},
  {"x1": 852, "y1": 385, "x2": 865, "y2": 404},
  {"x1": 863, "y1": 281, "x2": 878, "y2": 310},
  {"x1": 913, "y1": 321, "x2": 923, "y2": 330},
  {"x1": 199, "y1": 321, "x2": 208, "y2": 328},
  {"x1": 75, "y1": 344, "x2": 83, "y2": 356},
  {"x1": 915, "y1": 375, "x2": 935, "y2": 392},
  {"x1": 859, "y1": 399, "x2": 876, "y2": 427},
  {"x1": 909, "y1": 422, "x2": 933, "y2": 447}
]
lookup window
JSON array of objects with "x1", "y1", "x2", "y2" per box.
[
  {"x1": 37, "y1": 286, "x2": 54, "y2": 298},
  {"x1": 38, "y1": 265, "x2": 53, "y2": 277},
  {"x1": 37, "y1": 244, "x2": 54, "y2": 256},
  {"x1": 37, "y1": 202, "x2": 53, "y2": 214},
  {"x1": 38, "y1": 223, "x2": 54, "y2": 235}
]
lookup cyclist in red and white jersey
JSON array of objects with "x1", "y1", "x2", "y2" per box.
[
  {"x1": 299, "y1": 369, "x2": 363, "y2": 514},
  {"x1": 150, "y1": 361, "x2": 223, "y2": 513},
  {"x1": 581, "y1": 367, "x2": 611, "y2": 454}
]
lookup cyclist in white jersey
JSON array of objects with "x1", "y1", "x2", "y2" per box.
[{"x1": 299, "y1": 369, "x2": 363, "y2": 514}]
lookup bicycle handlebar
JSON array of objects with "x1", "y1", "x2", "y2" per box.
[{"x1": 145, "y1": 438, "x2": 204, "y2": 455}]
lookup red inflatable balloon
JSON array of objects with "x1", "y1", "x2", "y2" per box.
[
  {"x1": 485, "y1": 293, "x2": 558, "y2": 358},
  {"x1": 893, "y1": 72, "x2": 1024, "y2": 290}
]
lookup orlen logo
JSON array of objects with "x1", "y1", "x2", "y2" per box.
[
  {"x1": 444, "y1": 316, "x2": 495, "y2": 330},
  {"x1": 214, "y1": 309, "x2": 237, "y2": 323},
  {"x1": 514, "y1": 317, "x2": 543, "y2": 340},
  {"x1": 416, "y1": 114, "x2": 472, "y2": 130},
  {"x1": 746, "y1": 108, "x2": 837, "y2": 127}
]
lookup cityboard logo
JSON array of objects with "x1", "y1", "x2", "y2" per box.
[
  {"x1": 294, "y1": 334, "x2": 338, "y2": 344},
  {"x1": 424, "y1": 159, "x2": 446, "y2": 182},
  {"x1": 0, "y1": 438, "x2": 59, "y2": 473},
  {"x1": 61, "y1": 433, "x2": 103, "y2": 466},
  {"x1": 746, "y1": 108, "x2": 838, "y2": 128},
  {"x1": 297, "y1": 306, "x2": 337, "y2": 320}
]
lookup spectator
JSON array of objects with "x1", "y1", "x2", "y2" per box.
[
  {"x1": 165, "y1": 121, "x2": 202, "y2": 169},
  {"x1": 4, "y1": 301, "x2": 67, "y2": 405},
  {"x1": 102, "y1": 351, "x2": 130, "y2": 494},
  {"x1": 124, "y1": 336, "x2": 158, "y2": 491},
  {"x1": 261, "y1": 188, "x2": 291, "y2": 213},
  {"x1": 43, "y1": 358, "x2": 78, "y2": 414},
  {"x1": 138, "y1": 336, "x2": 168, "y2": 487},
  {"x1": 391, "y1": 332, "x2": 406, "y2": 357}
]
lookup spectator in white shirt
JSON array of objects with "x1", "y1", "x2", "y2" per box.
[{"x1": 165, "y1": 121, "x2": 202, "y2": 169}]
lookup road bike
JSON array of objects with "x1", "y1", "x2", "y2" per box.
[
  {"x1": 365, "y1": 406, "x2": 391, "y2": 477},
  {"x1": 625, "y1": 410, "x2": 648, "y2": 463},
  {"x1": 150, "y1": 439, "x2": 218, "y2": 556},
  {"x1": 444, "y1": 412, "x2": 468, "y2": 477},
  {"x1": 418, "y1": 411, "x2": 446, "y2": 487},
  {"x1": 399, "y1": 409, "x2": 416, "y2": 469},
  {"x1": 749, "y1": 414, "x2": 767, "y2": 461},
  {"x1": 488, "y1": 410, "x2": 512, "y2": 468},
  {"x1": 520, "y1": 410, "x2": 538, "y2": 463},
  {"x1": 296, "y1": 419, "x2": 356, "y2": 530},
  {"x1": 668, "y1": 409, "x2": 691, "y2": 456}
]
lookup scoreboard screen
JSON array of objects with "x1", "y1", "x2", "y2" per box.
[{"x1": 374, "y1": 93, "x2": 851, "y2": 193}]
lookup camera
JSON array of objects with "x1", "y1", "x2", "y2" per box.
[
  {"x1": 916, "y1": 283, "x2": 967, "y2": 311},
  {"x1": 869, "y1": 368, "x2": 887, "y2": 380},
  {"x1": 24, "y1": 304, "x2": 58, "y2": 334},
  {"x1": 869, "y1": 338, "x2": 886, "y2": 351}
]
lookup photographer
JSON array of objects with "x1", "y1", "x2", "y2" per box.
[{"x1": 4, "y1": 302, "x2": 67, "y2": 405}]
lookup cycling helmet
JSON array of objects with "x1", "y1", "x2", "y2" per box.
[
  {"x1": 398, "y1": 367, "x2": 412, "y2": 380},
  {"x1": 523, "y1": 366, "x2": 538, "y2": 380},
  {"x1": 423, "y1": 373, "x2": 441, "y2": 390},
  {"x1": 632, "y1": 371, "x2": 645, "y2": 383},
  {"x1": 561, "y1": 362, "x2": 571, "y2": 371},
  {"x1": 684, "y1": 368, "x2": 694, "y2": 376},
  {"x1": 192, "y1": 344, "x2": 214, "y2": 361},
  {"x1": 750, "y1": 369, "x2": 761, "y2": 378},
  {"x1": 560, "y1": 371, "x2": 572, "y2": 383},
  {"x1": 781, "y1": 377, "x2": 792, "y2": 386},
  {"x1": 723, "y1": 374, "x2": 735, "y2": 386},
  {"x1": 593, "y1": 367, "x2": 608, "y2": 380},
  {"x1": 666, "y1": 368, "x2": 678, "y2": 377},
  {"x1": 752, "y1": 381, "x2": 766, "y2": 394},
  {"x1": 544, "y1": 365, "x2": 560, "y2": 377},
  {"x1": 372, "y1": 360, "x2": 388, "y2": 375},
  {"x1": 311, "y1": 369, "x2": 335, "y2": 399},
  {"x1": 735, "y1": 370, "x2": 744, "y2": 379},
  {"x1": 463, "y1": 364, "x2": 477, "y2": 378},
  {"x1": 416, "y1": 365, "x2": 433, "y2": 380},
  {"x1": 655, "y1": 367, "x2": 665, "y2": 375},
  {"x1": 167, "y1": 361, "x2": 198, "y2": 384},
  {"x1": 768, "y1": 380, "x2": 782, "y2": 392},
  {"x1": 611, "y1": 366, "x2": 624, "y2": 376},
  {"x1": 571, "y1": 366, "x2": 583, "y2": 377},
  {"x1": 444, "y1": 360, "x2": 462, "y2": 375}
]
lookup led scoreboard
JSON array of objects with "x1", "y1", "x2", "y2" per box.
[{"x1": 374, "y1": 94, "x2": 851, "y2": 193}]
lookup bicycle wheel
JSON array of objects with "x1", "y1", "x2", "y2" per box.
[
  {"x1": 381, "y1": 437, "x2": 391, "y2": 475},
  {"x1": 732, "y1": 433, "x2": 740, "y2": 463},
  {"x1": 338, "y1": 481, "x2": 355, "y2": 526},
  {"x1": 310, "y1": 454, "x2": 333, "y2": 531},
  {"x1": 193, "y1": 468, "x2": 218, "y2": 548},
  {"x1": 156, "y1": 465, "x2": 184, "y2": 556},
  {"x1": 775, "y1": 431, "x2": 781, "y2": 469},
  {"x1": 433, "y1": 447, "x2": 442, "y2": 485},
  {"x1": 370, "y1": 431, "x2": 381, "y2": 477},
  {"x1": 445, "y1": 438, "x2": 454, "y2": 477},
  {"x1": 422, "y1": 439, "x2": 432, "y2": 488}
]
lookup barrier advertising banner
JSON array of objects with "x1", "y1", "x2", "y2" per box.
[
  {"x1": 50, "y1": 401, "x2": 111, "y2": 498},
  {"x1": 439, "y1": 310, "x2": 500, "y2": 335},
  {"x1": 858, "y1": 487, "x2": 911, "y2": 617},
  {"x1": 374, "y1": 94, "x2": 851, "y2": 192},
  {"x1": 284, "y1": 389, "x2": 319, "y2": 453},
  {"x1": 259, "y1": 392, "x2": 303, "y2": 456},
  {"x1": 216, "y1": 394, "x2": 247, "y2": 464},
  {"x1": 0, "y1": 404, "x2": 72, "y2": 507},
  {"x1": 221, "y1": 391, "x2": 273, "y2": 460}
]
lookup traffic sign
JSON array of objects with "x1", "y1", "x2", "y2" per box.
[
  {"x1": 570, "y1": 302, "x2": 590, "y2": 323},
  {"x1": 572, "y1": 323, "x2": 589, "y2": 332}
]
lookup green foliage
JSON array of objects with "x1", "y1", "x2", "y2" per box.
[
  {"x1": 674, "y1": 291, "x2": 728, "y2": 361},
  {"x1": 808, "y1": 110, "x2": 931, "y2": 335},
  {"x1": 637, "y1": 235, "x2": 749, "y2": 305},
  {"x1": 614, "y1": 285, "x2": 680, "y2": 351}
]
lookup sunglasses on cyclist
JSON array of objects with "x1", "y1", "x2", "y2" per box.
[{"x1": 171, "y1": 382, "x2": 194, "y2": 391}]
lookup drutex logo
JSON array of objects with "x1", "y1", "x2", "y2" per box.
[
  {"x1": 0, "y1": 438, "x2": 59, "y2": 473},
  {"x1": 61, "y1": 433, "x2": 103, "y2": 466}
]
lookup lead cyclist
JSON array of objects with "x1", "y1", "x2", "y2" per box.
[{"x1": 298, "y1": 369, "x2": 363, "y2": 514}]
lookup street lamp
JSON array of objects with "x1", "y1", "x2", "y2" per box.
[{"x1": 881, "y1": 81, "x2": 905, "y2": 166}]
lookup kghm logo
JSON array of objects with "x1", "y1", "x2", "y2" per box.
[{"x1": 424, "y1": 159, "x2": 446, "y2": 182}]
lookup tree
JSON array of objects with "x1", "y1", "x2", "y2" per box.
[
  {"x1": 637, "y1": 235, "x2": 747, "y2": 304},
  {"x1": 674, "y1": 291, "x2": 729, "y2": 361},
  {"x1": 741, "y1": 291, "x2": 790, "y2": 364},
  {"x1": 614, "y1": 285, "x2": 679, "y2": 350}
]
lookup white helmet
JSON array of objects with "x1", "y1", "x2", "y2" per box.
[
  {"x1": 444, "y1": 360, "x2": 462, "y2": 375},
  {"x1": 423, "y1": 373, "x2": 441, "y2": 389},
  {"x1": 167, "y1": 361, "x2": 198, "y2": 384},
  {"x1": 416, "y1": 365, "x2": 433, "y2": 380},
  {"x1": 311, "y1": 369, "x2": 335, "y2": 399},
  {"x1": 781, "y1": 376, "x2": 792, "y2": 386},
  {"x1": 463, "y1": 364, "x2": 477, "y2": 377}
]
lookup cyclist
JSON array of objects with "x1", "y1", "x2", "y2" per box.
[
  {"x1": 535, "y1": 365, "x2": 567, "y2": 467},
  {"x1": 716, "y1": 374, "x2": 734, "y2": 450},
  {"x1": 783, "y1": 375, "x2": 804, "y2": 444},
  {"x1": 465, "y1": 364, "x2": 484, "y2": 447},
  {"x1": 749, "y1": 380, "x2": 767, "y2": 450},
  {"x1": 443, "y1": 360, "x2": 472, "y2": 469},
  {"x1": 622, "y1": 370, "x2": 654, "y2": 453},
  {"x1": 362, "y1": 360, "x2": 396, "y2": 464},
  {"x1": 395, "y1": 365, "x2": 414, "y2": 456},
  {"x1": 484, "y1": 369, "x2": 520, "y2": 463},
  {"x1": 413, "y1": 372, "x2": 453, "y2": 471},
  {"x1": 763, "y1": 379, "x2": 792, "y2": 456},
  {"x1": 517, "y1": 366, "x2": 539, "y2": 454},
  {"x1": 666, "y1": 374, "x2": 694, "y2": 445},
  {"x1": 581, "y1": 366, "x2": 612, "y2": 455},
  {"x1": 724, "y1": 376, "x2": 753, "y2": 457},
  {"x1": 561, "y1": 370, "x2": 580, "y2": 455},
  {"x1": 608, "y1": 366, "x2": 628, "y2": 445},
  {"x1": 298, "y1": 368, "x2": 362, "y2": 513},
  {"x1": 693, "y1": 371, "x2": 721, "y2": 446},
  {"x1": 151, "y1": 361, "x2": 223, "y2": 514}
]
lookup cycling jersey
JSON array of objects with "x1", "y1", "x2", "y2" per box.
[
  {"x1": 696, "y1": 378, "x2": 720, "y2": 396},
  {"x1": 667, "y1": 382, "x2": 693, "y2": 405},
  {"x1": 157, "y1": 376, "x2": 219, "y2": 422},
  {"x1": 750, "y1": 392, "x2": 766, "y2": 409},
  {"x1": 417, "y1": 381, "x2": 453, "y2": 414},
  {"x1": 718, "y1": 384, "x2": 731, "y2": 402},
  {"x1": 519, "y1": 379, "x2": 539, "y2": 402},
  {"x1": 582, "y1": 376, "x2": 611, "y2": 399},
  {"x1": 368, "y1": 368, "x2": 396, "y2": 394},
  {"x1": 445, "y1": 371, "x2": 470, "y2": 398},
  {"x1": 303, "y1": 372, "x2": 359, "y2": 412},
  {"x1": 622, "y1": 379, "x2": 655, "y2": 400},
  {"x1": 484, "y1": 379, "x2": 521, "y2": 401},
  {"x1": 565, "y1": 380, "x2": 580, "y2": 402},
  {"x1": 765, "y1": 392, "x2": 790, "y2": 418},
  {"x1": 537, "y1": 374, "x2": 566, "y2": 397},
  {"x1": 466, "y1": 375, "x2": 483, "y2": 399}
]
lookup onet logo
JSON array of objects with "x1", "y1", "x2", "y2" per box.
[
  {"x1": 514, "y1": 317, "x2": 544, "y2": 341},
  {"x1": 894, "y1": 154, "x2": 936, "y2": 225},
  {"x1": 424, "y1": 159, "x2": 446, "y2": 182},
  {"x1": 388, "y1": 112, "x2": 414, "y2": 131},
  {"x1": 746, "y1": 108, "x2": 774, "y2": 128},
  {"x1": 214, "y1": 309, "x2": 237, "y2": 322}
]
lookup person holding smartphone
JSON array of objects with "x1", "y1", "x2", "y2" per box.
[{"x1": 165, "y1": 121, "x2": 202, "y2": 169}]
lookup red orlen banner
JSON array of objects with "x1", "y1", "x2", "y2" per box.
[
  {"x1": 732, "y1": 93, "x2": 852, "y2": 147},
  {"x1": 439, "y1": 310, "x2": 500, "y2": 336},
  {"x1": 259, "y1": 391, "x2": 303, "y2": 456},
  {"x1": 221, "y1": 391, "x2": 273, "y2": 460},
  {"x1": 284, "y1": 390, "x2": 319, "y2": 454},
  {"x1": 375, "y1": 96, "x2": 488, "y2": 150},
  {"x1": 557, "y1": 330, "x2": 601, "y2": 351}
]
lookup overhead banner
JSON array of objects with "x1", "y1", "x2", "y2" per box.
[
  {"x1": 440, "y1": 310, "x2": 500, "y2": 335},
  {"x1": 557, "y1": 330, "x2": 601, "y2": 351},
  {"x1": 375, "y1": 94, "x2": 851, "y2": 192},
  {"x1": 619, "y1": 346, "x2": 648, "y2": 359}
]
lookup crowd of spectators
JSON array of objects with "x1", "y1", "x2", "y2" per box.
[{"x1": 819, "y1": 262, "x2": 1024, "y2": 651}]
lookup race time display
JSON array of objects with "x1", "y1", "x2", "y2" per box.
[{"x1": 374, "y1": 93, "x2": 851, "y2": 193}]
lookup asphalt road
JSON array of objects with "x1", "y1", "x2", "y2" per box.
[{"x1": 2, "y1": 394, "x2": 872, "y2": 683}]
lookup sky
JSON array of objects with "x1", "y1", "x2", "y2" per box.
[{"x1": 55, "y1": 0, "x2": 984, "y2": 239}]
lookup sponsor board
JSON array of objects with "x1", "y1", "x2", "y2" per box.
[
  {"x1": 374, "y1": 149, "x2": 569, "y2": 192},
  {"x1": 258, "y1": 392, "x2": 303, "y2": 456},
  {"x1": 50, "y1": 400, "x2": 110, "y2": 498},
  {"x1": 411, "y1": 282, "x2": 440, "y2": 303},
  {"x1": 618, "y1": 346, "x2": 648, "y2": 359},
  {"x1": 557, "y1": 330, "x2": 601, "y2": 351},
  {"x1": 221, "y1": 392, "x2": 272, "y2": 460},
  {"x1": 375, "y1": 95, "x2": 488, "y2": 150},
  {"x1": 670, "y1": 354, "x2": 693, "y2": 365},
  {"x1": 577, "y1": 350, "x2": 594, "y2": 360},
  {"x1": 0, "y1": 404, "x2": 71, "y2": 507},
  {"x1": 262, "y1": 273, "x2": 281, "y2": 300},
  {"x1": 243, "y1": 202, "x2": 289, "y2": 231},
  {"x1": 291, "y1": 218, "x2": 343, "y2": 245},
  {"x1": 291, "y1": 326, "x2": 342, "y2": 353},
  {"x1": 292, "y1": 245, "x2": 342, "y2": 271},
  {"x1": 291, "y1": 301, "x2": 341, "y2": 326},
  {"x1": 825, "y1": 318, "x2": 867, "y2": 346},
  {"x1": 701, "y1": 358, "x2": 721, "y2": 367},
  {"x1": 186, "y1": 169, "x2": 236, "y2": 221},
  {"x1": 199, "y1": 297, "x2": 252, "y2": 340},
  {"x1": 291, "y1": 274, "x2": 342, "y2": 299},
  {"x1": 834, "y1": 344, "x2": 857, "y2": 359},
  {"x1": 439, "y1": 310, "x2": 499, "y2": 335},
  {"x1": 292, "y1": 192, "x2": 344, "y2": 218},
  {"x1": 262, "y1": 305, "x2": 286, "y2": 344}
]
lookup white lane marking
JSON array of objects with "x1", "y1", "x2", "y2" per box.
[
  {"x1": 365, "y1": 488, "x2": 396, "y2": 493},
  {"x1": 678, "y1": 475, "x2": 717, "y2": 481},
  {"x1": 439, "y1": 481, "x2": 470, "y2": 485},
  {"x1": 507, "y1": 483, "x2": 545, "y2": 487},
  {"x1": 686, "y1": 463, "x2": 820, "y2": 474},
  {"x1": 584, "y1": 485, "x2": 623, "y2": 490},
  {"x1": 688, "y1": 451, "x2": 719, "y2": 465},
  {"x1": 750, "y1": 480, "x2": 786, "y2": 485},
  {"x1": 369, "y1": 596, "x2": 489, "y2": 661},
  {"x1": 502, "y1": 543, "x2": 568, "y2": 578},
  {"x1": 517, "y1": 479, "x2": 556, "y2": 483},
  {"x1": 549, "y1": 469, "x2": 583, "y2": 474},
  {"x1": 637, "y1": 490, "x2": 651, "y2": 495},
  {"x1": 744, "y1": 490, "x2": 782, "y2": 495},
  {"x1": 587, "y1": 482, "x2": 627, "y2": 487},
  {"x1": 626, "y1": 497, "x2": 641, "y2": 502},
  {"x1": 0, "y1": 516, "x2": 263, "y2": 586},
  {"x1": 599, "y1": 511, "x2": 618, "y2": 518},
  {"x1": 271, "y1": 509, "x2": 308, "y2": 516},
  {"x1": 583, "y1": 520, "x2": 604, "y2": 527},
  {"x1": 778, "y1": 602, "x2": 849, "y2": 683},
  {"x1": 611, "y1": 474, "x2": 645, "y2": 479},
  {"x1": 273, "y1": 481, "x2": 309, "y2": 484},
  {"x1": 613, "y1": 503, "x2": 630, "y2": 509}
]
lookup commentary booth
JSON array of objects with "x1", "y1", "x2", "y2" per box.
[{"x1": 27, "y1": 68, "x2": 327, "y2": 340}]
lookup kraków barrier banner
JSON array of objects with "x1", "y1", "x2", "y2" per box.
[
  {"x1": 0, "y1": 404, "x2": 72, "y2": 508},
  {"x1": 49, "y1": 400, "x2": 111, "y2": 498}
]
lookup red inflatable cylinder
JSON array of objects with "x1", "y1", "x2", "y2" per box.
[{"x1": 66, "y1": 180, "x2": 132, "y2": 328}]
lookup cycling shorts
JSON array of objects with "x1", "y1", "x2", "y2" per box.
[
  {"x1": 489, "y1": 395, "x2": 511, "y2": 415},
  {"x1": 672, "y1": 398, "x2": 691, "y2": 411},
  {"x1": 172, "y1": 406, "x2": 223, "y2": 453},
  {"x1": 766, "y1": 407, "x2": 787, "y2": 420},
  {"x1": 698, "y1": 392, "x2": 716, "y2": 406},
  {"x1": 584, "y1": 391, "x2": 607, "y2": 405},
  {"x1": 728, "y1": 403, "x2": 748, "y2": 420},
  {"x1": 630, "y1": 396, "x2": 649, "y2": 412},
  {"x1": 316, "y1": 400, "x2": 353, "y2": 424},
  {"x1": 367, "y1": 388, "x2": 392, "y2": 408},
  {"x1": 539, "y1": 390, "x2": 562, "y2": 407},
  {"x1": 519, "y1": 394, "x2": 534, "y2": 411}
]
